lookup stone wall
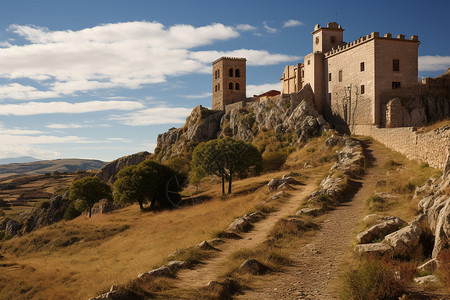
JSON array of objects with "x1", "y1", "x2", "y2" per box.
[{"x1": 353, "y1": 125, "x2": 450, "y2": 169}]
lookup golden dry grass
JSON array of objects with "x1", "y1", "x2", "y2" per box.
[{"x1": 0, "y1": 171, "x2": 280, "y2": 299}]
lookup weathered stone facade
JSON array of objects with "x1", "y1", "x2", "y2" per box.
[
  {"x1": 281, "y1": 22, "x2": 420, "y2": 128},
  {"x1": 212, "y1": 57, "x2": 247, "y2": 110}
]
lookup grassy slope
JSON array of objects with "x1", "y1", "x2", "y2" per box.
[{"x1": 0, "y1": 134, "x2": 339, "y2": 300}]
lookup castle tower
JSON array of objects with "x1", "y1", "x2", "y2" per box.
[
  {"x1": 212, "y1": 57, "x2": 246, "y2": 110},
  {"x1": 312, "y1": 22, "x2": 344, "y2": 53}
]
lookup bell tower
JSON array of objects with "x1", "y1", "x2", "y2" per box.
[
  {"x1": 212, "y1": 57, "x2": 246, "y2": 110},
  {"x1": 312, "y1": 22, "x2": 344, "y2": 53}
]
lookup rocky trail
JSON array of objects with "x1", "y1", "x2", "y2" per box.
[
  {"x1": 175, "y1": 177, "x2": 320, "y2": 289},
  {"x1": 172, "y1": 140, "x2": 378, "y2": 298}
]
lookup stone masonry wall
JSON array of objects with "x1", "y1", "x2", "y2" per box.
[{"x1": 353, "y1": 125, "x2": 450, "y2": 169}]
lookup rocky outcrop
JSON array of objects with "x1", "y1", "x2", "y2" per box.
[
  {"x1": 89, "y1": 199, "x2": 116, "y2": 215},
  {"x1": 239, "y1": 259, "x2": 269, "y2": 275},
  {"x1": 356, "y1": 217, "x2": 407, "y2": 244},
  {"x1": 0, "y1": 193, "x2": 70, "y2": 237},
  {"x1": 267, "y1": 175, "x2": 301, "y2": 191},
  {"x1": 155, "y1": 85, "x2": 330, "y2": 161},
  {"x1": 384, "y1": 224, "x2": 423, "y2": 258},
  {"x1": 96, "y1": 151, "x2": 150, "y2": 184},
  {"x1": 416, "y1": 153, "x2": 450, "y2": 258},
  {"x1": 354, "y1": 243, "x2": 393, "y2": 258}
]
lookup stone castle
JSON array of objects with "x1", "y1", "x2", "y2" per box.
[{"x1": 211, "y1": 22, "x2": 448, "y2": 130}]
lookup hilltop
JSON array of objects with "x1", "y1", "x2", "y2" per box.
[{"x1": 0, "y1": 158, "x2": 106, "y2": 179}]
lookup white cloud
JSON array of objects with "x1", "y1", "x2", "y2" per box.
[
  {"x1": 235, "y1": 24, "x2": 257, "y2": 32},
  {"x1": 0, "y1": 123, "x2": 44, "y2": 135},
  {"x1": 0, "y1": 83, "x2": 59, "y2": 100},
  {"x1": 247, "y1": 82, "x2": 281, "y2": 97},
  {"x1": 283, "y1": 20, "x2": 304, "y2": 28},
  {"x1": 190, "y1": 49, "x2": 301, "y2": 66},
  {"x1": 263, "y1": 22, "x2": 278, "y2": 33},
  {"x1": 47, "y1": 123, "x2": 90, "y2": 129},
  {"x1": 0, "y1": 144, "x2": 60, "y2": 160},
  {"x1": 0, "y1": 133, "x2": 91, "y2": 144},
  {"x1": 0, "y1": 41, "x2": 12, "y2": 48},
  {"x1": 110, "y1": 106, "x2": 192, "y2": 126},
  {"x1": 419, "y1": 55, "x2": 450, "y2": 71},
  {"x1": 183, "y1": 92, "x2": 212, "y2": 99},
  {"x1": 0, "y1": 100, "x2": 144, "y2": 116}
]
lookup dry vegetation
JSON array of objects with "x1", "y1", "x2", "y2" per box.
[{"x1": 341, "y1": 137, "x2": 445, "y2": 299}]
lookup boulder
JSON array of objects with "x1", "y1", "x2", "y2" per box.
[
  {"x1": 357, "y1": 217, "x2": 407, "y2": 244},
  {"x1": 89, "y1": 199, "x2": 115, "y2": 215},
  {"x1": 226, "y1": 217, "x2": 252, "y2": 233},
  {"x1": 167, "y1": 260, "x2": 189, "y2": 270},
  {"x1": 413, "y1": 275, "x2": 439, "y2": 285},
  {"x1": 217, "y1": 231, "x2": 242, "y2": 239},
  {"x1": 354, "y1": 243, "x2": 393, "y2": 258},
  {"x1": 138, "y1": 266, "x2": 173, "y2": 279},
  {"x1": 295, "y1": 207, "x2": 321, "y2": 217},
  {"x1": 239, "y1": 259, "x2": 269, "y2": 275},
  {"x1": 384, "y1": 224, "x2": 423, "y2": 258},
  {"x1": 196, "y1": 240, "x2": 218, "y2": 250},
  {"x1": 271, "y1": 191, "x2": 286, "y2": 200},
  {"x1": 242, "y1": 212, "x2": 264, "y2": 222}
]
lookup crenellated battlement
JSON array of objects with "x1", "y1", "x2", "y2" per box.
[
  {"x1": 324, "y1": 32, "x2": 419, "y2": 58},
  {"x1": 212, "y1": 57, "x2": 247, "y2": 65}
]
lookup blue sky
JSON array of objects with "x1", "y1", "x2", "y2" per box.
[{"x1": 0, "y1": 0, "x2": 449, "y2": 161}]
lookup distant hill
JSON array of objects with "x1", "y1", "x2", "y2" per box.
[
  {"x1": 0, "y1": 158, "x2": 106, "y2": 178},
  {"x1": 0, "y1": 156, "x2": 40, "y2": 164}
]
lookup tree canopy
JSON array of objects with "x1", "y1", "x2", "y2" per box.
[
  {"x1": 69, "y1": 176, "x2": 112, "y2": 218},
  {"x1": 191, "y1": 137, "x2": 262, "y2": 194},
  {"x1": 113, "y1": 160, "x2": 183, "y2": 210}
]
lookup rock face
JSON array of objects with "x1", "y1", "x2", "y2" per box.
[
  {"x1": 384, "y1": 224, "x2": 423, "y2": 258},
  {"x1": 356, "y1": 217, "x2": 407, "y2": 244},
  {"x1": 155, "y1": 85, "x2": 330, "y2": 161},
  {"x1": 0, "y1": 193, "x2": 70, "y2": 237},
  {"x1": 354, "y1": 243, "x2": 393, "y2": 257},
  {"x1": 90, "y1": 199, "x2": 115, "y2": 215},
  {"x1": 415, "y1": 153, "x2": 450, "y2": 258},
  {"x1": 96, "y1": 151, "x2": 150, "y2": 184}
]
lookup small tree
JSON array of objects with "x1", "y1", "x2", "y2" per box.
[
  {"x1": 114, "y1": 160, "x2": 182, "y2": 210},
  {"x1": 69, "y1": 176, "x2": 112, "y2": 218},
  {"x1": 191, "y1": 137, "x2": 262, "y2": 194}
]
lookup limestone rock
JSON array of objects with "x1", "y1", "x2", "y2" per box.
[
  {"x1": 217, "y1": 231, "x2": 242, "y2": 239},
  {"x1": 414, "y1": 275, "x2": 439, "y2": 285},
  {"x1": 196, "y1": 240, "x2": 217, "y2": 250},
  {"x1": 384, "y1": 224, "x2": 423, "y2": 258},
  {"x1": 271, "y1": 191, "x2": 286, "y2": 200},
  {"x1": 89, "y1": 199, "x2": 115, "y2": 215},
  {"x1": 138, "y1": 266, "x2": 173, "y2": 278},
  {"x1": 239, "y1": 259, "x2": 269, "y2": 275},
  {"x1": 88, "y1": 291, "x2": 118, "y2": 300},
  {"x1": 242, "y1": 212, "x2": 264, "y2": 222},
  {"x1": 96, "y1": 151, "x2": 150, "y2": 184},
  {"x1": 354, "y1": 243, "x2": 393, "y2": 257},
  {"x1": 296, "y1": 207, "x2": 321, "y2": 217},
  {"x1": 167, "y1": 260, "x2": 189, "y2": 270},
  {"x1": 226, "y1": 217, "x2": 252, "y2": 233},
  {"x1": 357, "y1": 217, "x2": 407, "y2": 244}
]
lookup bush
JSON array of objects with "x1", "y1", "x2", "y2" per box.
[
  {"x1": 262, "y1": 151, "x2": 288, "y2": 171},
  {"x1": 63, "y1": 202, "x2": 83, "y2": 220},
  {"x1": 39, "y1": 201, "x2": 50, "y2": 209},
  {"x1": 438, "y1": 249, "x2": 450, "y2": 289},
  {"x1": 366, "y1": 195, "x2": 387, "y2": 212},
  {"x1": 341, "y1": 259, "x2": 405, "y2": 300}
]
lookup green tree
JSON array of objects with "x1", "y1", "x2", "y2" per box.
[
  {"x1": 114, "y1": 160, "x2": 182, "y2": 210},
  {"x1": 191, "y1": 137, "x2": 262, "y2": 194},
  {"x1": 69, "y1": 176, "x2": 112, "y2": 218}
]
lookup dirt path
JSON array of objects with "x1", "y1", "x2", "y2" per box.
[
  {"x1": 235, "y1": 140, "x2": 382, "y2": 299},
  {"x1": 175, "y1": 177, "x2": 320, "y2": 289}
]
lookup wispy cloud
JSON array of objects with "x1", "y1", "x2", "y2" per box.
[
  {"x1": 235, "y1": 24, "x2": 257, "y2": 32},
  {"x1": 263, "y1": 22, "x2": 278, "y2": 33},
  {"x1": 110, "y1": 106, "x2": 192, "y2": 126},
  {"x1": 0, "y1": 123, "x2": 44, "y2": 135},
  {"x1": 183, "y1": 92, "x2": 212, "y2": 99},
  {"x1": 190, "y1": 49, "x2": 301, "y2": 66},
  {"x1": 0, "y1": 83, "x2": 59, "y2": 100},
  {"x1": 0, "y1": 100, "x2": 144, "y2": 116},
  {"x1": 47, "y1": 123, "x2": 90, "y2": 129},
  {"x1": 419, "y1": 55, "x2": 450, "y2": 71},
  {"x1": 283, "y1": 19, "x2": 304, "y2": 28}
]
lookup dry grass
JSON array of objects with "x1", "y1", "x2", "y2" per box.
[
  {"x1": 416, "y1": 118, "x2": 450, "y2": 134},
  {"x1": 0, "y1": 174, "x2": 275, "y2": 300}
]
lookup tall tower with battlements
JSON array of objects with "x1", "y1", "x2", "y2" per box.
[{"x1": 212, "y1": 57, "x2": 247, "y2": 110}]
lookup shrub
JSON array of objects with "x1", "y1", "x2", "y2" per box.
[
  {"x1": 63, "y1": 202, "x2": 83, "y2": 220},
  {"x1": 341, "y1": 259, "x2": 405, "y2": 300},
  {"x1": 420, "y1": 162, "x2": 430, "y2": 169},
  {"x1": 39, "y1": 201, "x2": 50, "y2": 209},
  {"x1": 366, "y1": 195, "x2": 387, "y2": 212},
  {"x1": 383, "y1": 160, "x2": 402, "y2": 170},
  {"x1": 437, "y1": 249, "x2": 450, "y2": 289},
  {"x1": 262, "y1": 151, "x2": 288, "y2": 171}
]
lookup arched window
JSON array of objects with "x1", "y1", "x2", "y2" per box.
[
  {"x1": 217, "y1": 70, "x2": 220, "y2": 78},
  {"x1": 215, "y1": 85, "x2": 217, "y2": 92},
  {"x1": 235, "y1": 69, "x2": 240, "y2": 77},
  {"x1": 229, "y1": 68, "x2": 233, "y2": 77},
  {"x1": 235, "y1": 83, "x2": 240, "y2": 90},
  {"x1": 229, "y1": 82, "x2": 233, "y2": 90},
  {"x1": 214, "y1": 70, "x2": 217, "y2": 79}
]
